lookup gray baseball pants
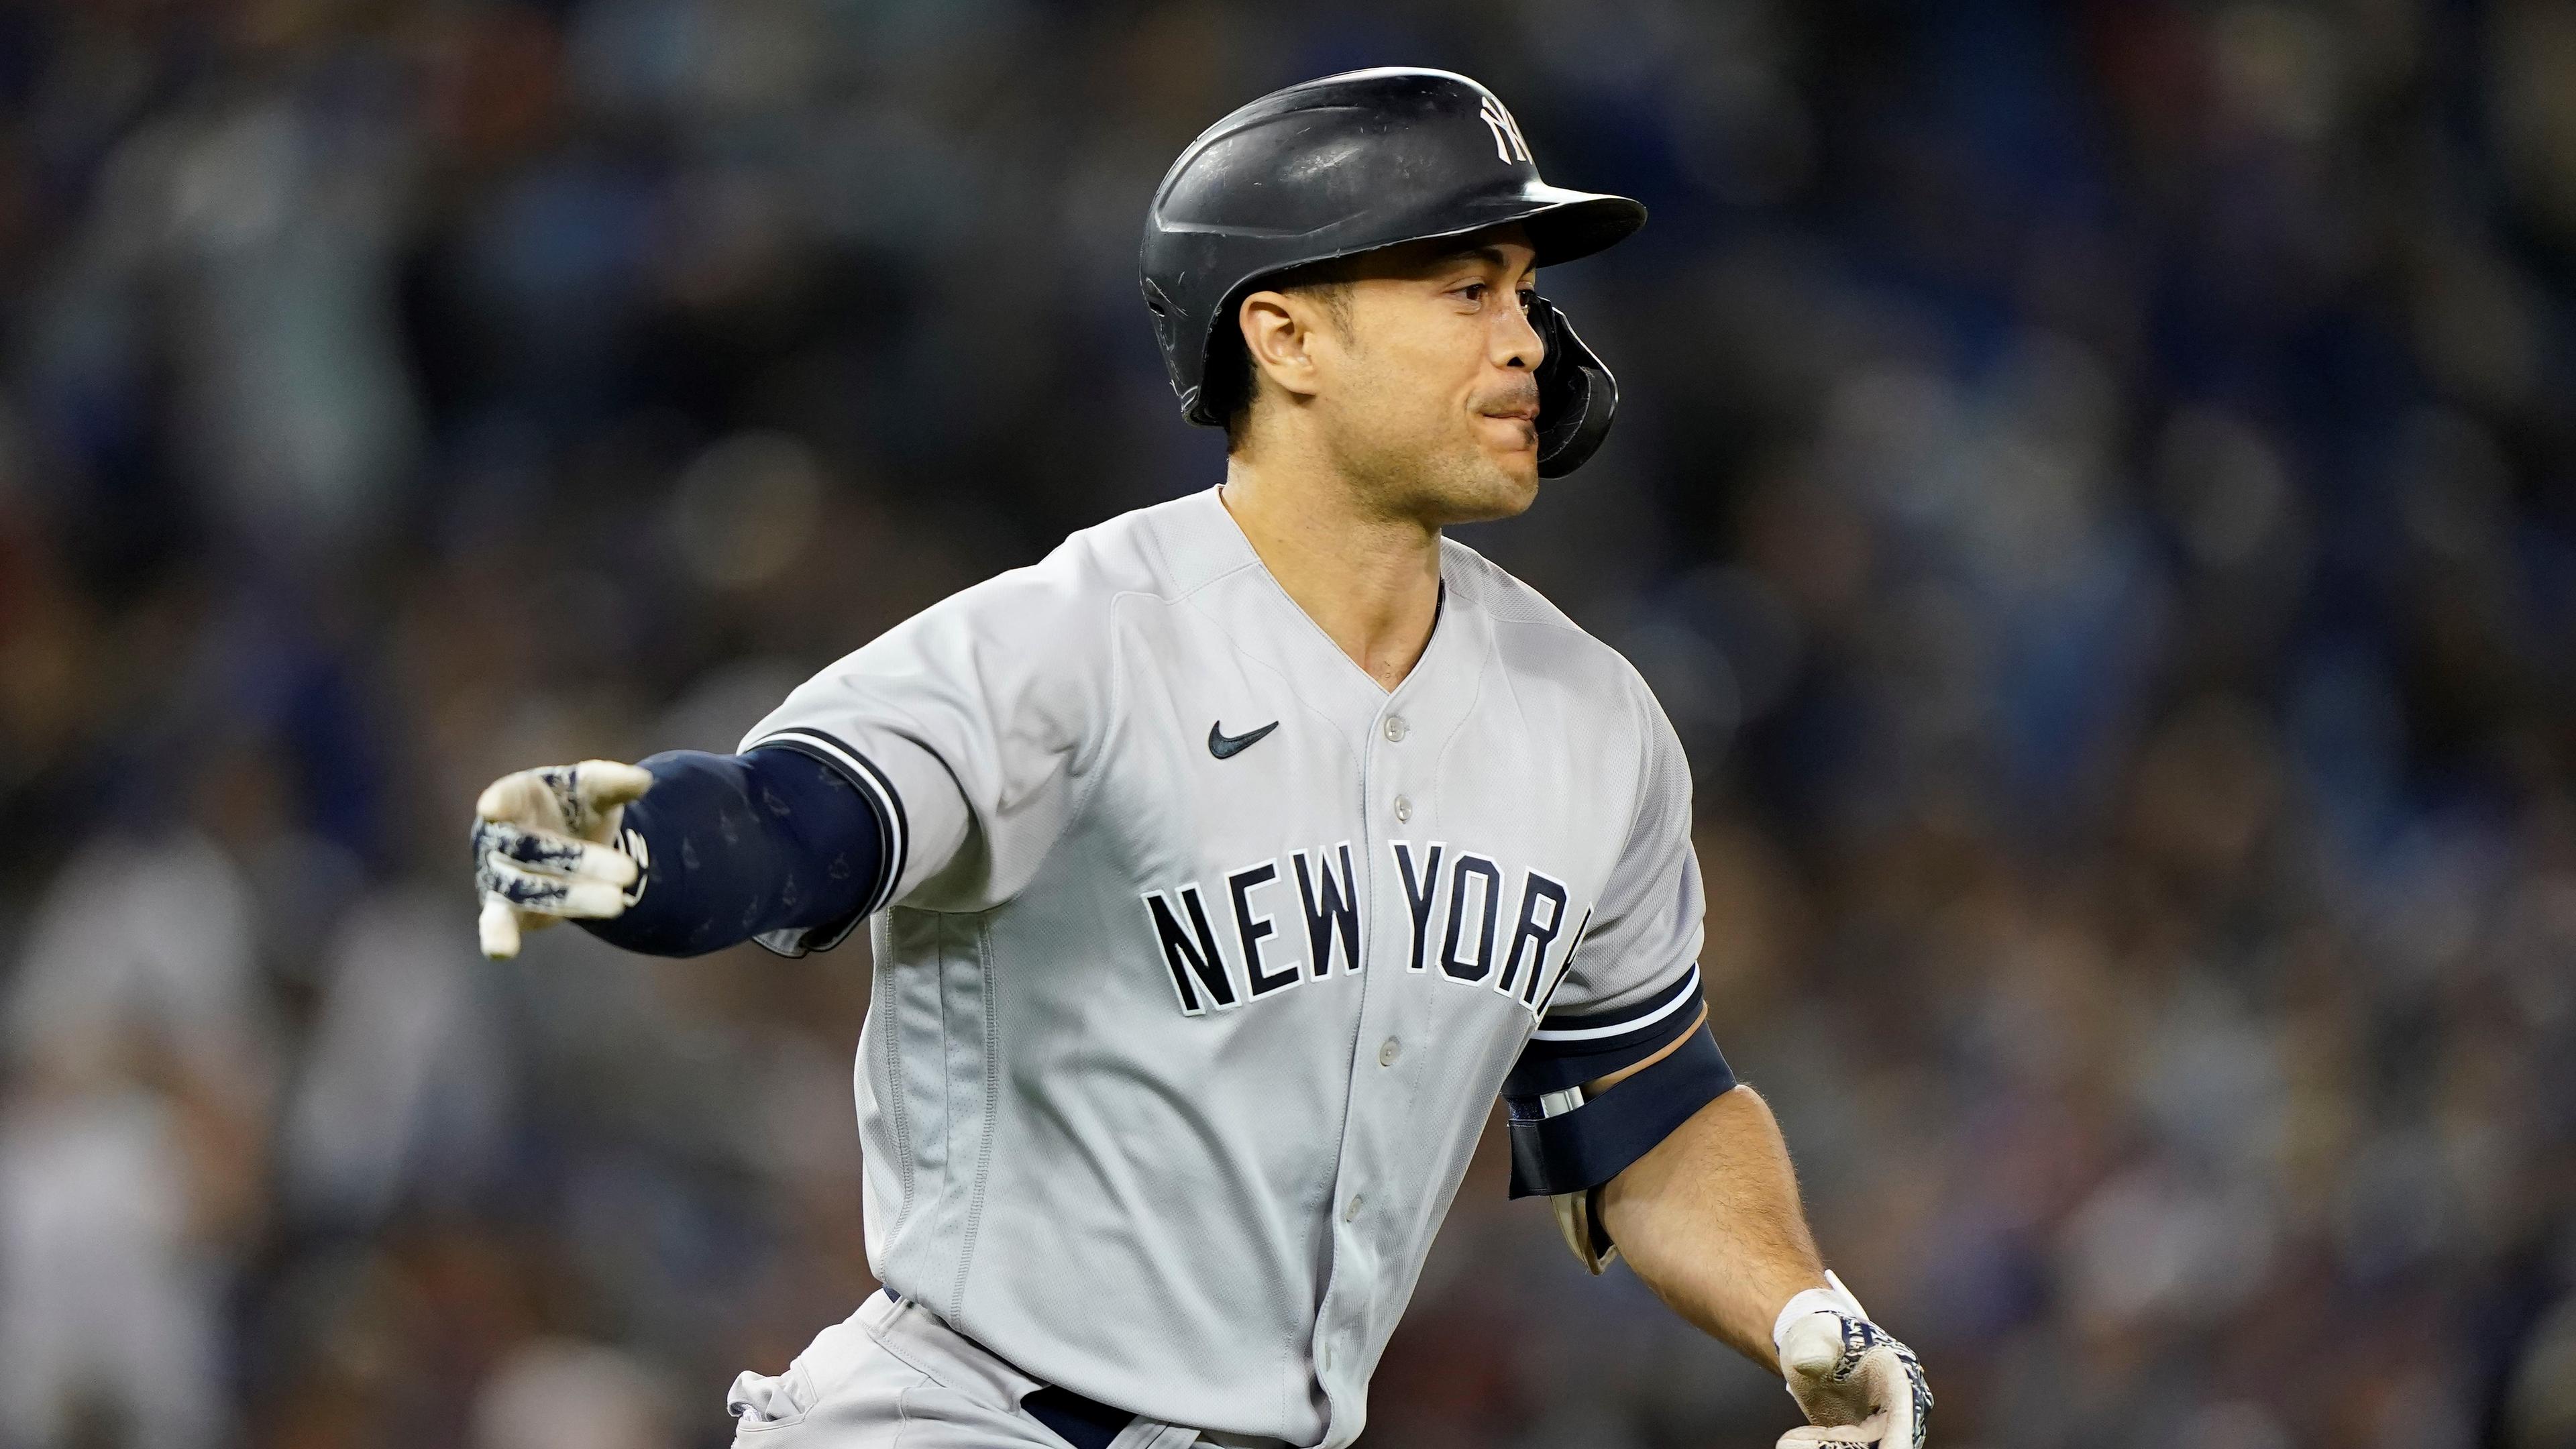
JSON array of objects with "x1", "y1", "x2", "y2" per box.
[{"x1": 726, "y1": 1290, "x2": 1290, "y2": 1449}]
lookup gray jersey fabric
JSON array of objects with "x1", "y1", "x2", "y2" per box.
[{"x1": 739, "y1": 486, "x2": 1706, "y2": 1448}]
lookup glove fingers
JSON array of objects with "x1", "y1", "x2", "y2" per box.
[
  {"x1": 1862, "y1": 1350, "x2": 1926, "y2": 1449},
  {"x1": 476, "y1": 819, "x2": 639, "y2": 886},
  {"x1": 478, "y1": 856, "x2": 628, "y2": 919},
  {"x1": 1781, "y1": 1313, "x2": 1868, "y2": 1426},
  {"x1": 1784, "y1": 1316, "x2": 1929, "y2": 1449},
  {"x1": 1780, "y1": 1313, "x2": 1846, "y2": 1381},
  {"x1": 477, "y1": 769, "x2": 569, "y2": 830},
  {"x1": 478, "y1": 896, "x2": 570, "y2": 959},
  {"x1": 478, "y1": 896, "x2": 525, "y2": 958},
  {"x1": 568, "y1": 759, "x2": 653, "y2": 816},
  {"x1": 523, "y1": 761, "x2": 649, "y2": 841}
]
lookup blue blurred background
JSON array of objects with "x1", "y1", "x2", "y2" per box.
[{"x1": 1, "y1": 1, "x2": 2573, "y2": 1446}]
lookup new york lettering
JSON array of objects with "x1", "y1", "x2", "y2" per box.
[{"x1": 1141, "y1": 841, "x2": 1576, "y2": 1018}]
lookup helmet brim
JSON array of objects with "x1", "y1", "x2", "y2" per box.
[
  {"x1": 1207, "y1": 186, "x2": 1644, "y2": 275},
  {"x1": 1437, "y1": 186, "x2": 1648, "y2": 268}
]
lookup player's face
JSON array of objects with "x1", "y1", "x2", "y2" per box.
[{"x1": 1317, "y1": 230, "x2": 1548, "y2": 524}]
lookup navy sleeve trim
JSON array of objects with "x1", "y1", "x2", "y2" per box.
[
  {"x1": 747, "y1": 727, "x2": 909, "y2": 920},
  {"x1": 1505, "y1": 964, "x2": 1705, "y2": 1096},
  {"x1": 1530, "y1": 963, "x2": 1701, "y2": 1042},
  {"x1": 1504, "y1": 1026, "x2": 1736, "y2": 1198}
]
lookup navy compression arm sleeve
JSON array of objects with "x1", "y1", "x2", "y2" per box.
[{"x1": 576, "y1": 745, "x2": 887, "y2": 957}]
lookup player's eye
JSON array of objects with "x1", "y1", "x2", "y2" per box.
[
  {"x1": 1456, "y1": 281, "x2": 1488, "y2": 303},
  {"x1": 1517, "y1": 289, "x2": 1536, "y2": 312}
]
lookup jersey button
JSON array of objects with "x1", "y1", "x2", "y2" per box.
[
  {"x1": 1393, "y1": 795, "x2": 1411, "y2": 823},
  {"x1": 1383, "y1": 715, "x2": 1408, "y2": 742},
  {"x1": 1378, "y1": 1037, "x2": 1401, "y2": 1067},
  {"x1": 1344, "y1": 1194, "x2": 1364, "y2": 1222}
]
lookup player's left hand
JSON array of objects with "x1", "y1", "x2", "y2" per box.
[{"x1": 1775, "y1": 1275, "x2": 1931, "y2": 1449}]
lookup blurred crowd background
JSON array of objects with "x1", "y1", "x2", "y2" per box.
[{"x1": 1, "y1": 1, "x2": 2573, "y2": 1446}]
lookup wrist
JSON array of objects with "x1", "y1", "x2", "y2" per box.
[{"x1": 1770, "y1": 1281, "x2": 1864, "y2": 1358}]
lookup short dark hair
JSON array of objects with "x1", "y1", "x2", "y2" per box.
[{"x1": 1218, "y1": 258, "x2": 1358, "y2": 449}]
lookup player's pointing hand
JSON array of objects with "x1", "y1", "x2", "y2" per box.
[
  {"x1": 1774, "y1": 1274, "x2": 1931, "y2": 1449},
  {"x1": 471, "y1": 759, "x2": 651, "y2": 959}
]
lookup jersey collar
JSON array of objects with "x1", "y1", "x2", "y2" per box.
[{"x1": 1160, "y1": 485, "x2": 1491, "y2": 713}]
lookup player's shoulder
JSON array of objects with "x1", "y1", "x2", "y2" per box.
[
  {"x1": 853, "y1": 494, "x2": 1229, "y2": 704},
  {"x1": 1053, "y1": 491, "x2": 1221, "y2": 595},
  {"x1": 1443, "y1": 539, "x2": 1690, "y2": 812},
  {"x1": 912, "y1": 493, "x2": 1201, "y2": 635},
  {"x1": 1440, "y1": 536, "x2": 1660, "y2": 716},
  {"x1": 971, "y1": 490, "x2": 1227, "y2": 606}
]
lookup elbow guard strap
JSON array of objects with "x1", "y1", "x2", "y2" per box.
[{"x1": 1504, "y1": 1026, "x2": 1735, "y2": 1200}]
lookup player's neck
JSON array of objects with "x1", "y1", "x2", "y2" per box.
[{"x1": 1218, "y1": 457, "x2": 1442, "y2": 692}]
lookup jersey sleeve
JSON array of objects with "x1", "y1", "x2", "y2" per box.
[
  {"x1": 735, "y1": 551, "x2": 1117, "y2": 950},
  {"x1": 1506, "y1": 675, "x2": 1708, "y2": 1096}
]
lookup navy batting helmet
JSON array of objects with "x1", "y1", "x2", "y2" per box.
[{"x1": 1139, "y1": 68, "x2": 1646, "y2": 478}]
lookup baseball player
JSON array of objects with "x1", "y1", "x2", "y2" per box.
[{"x1": 471, "y1": 68, "x2": 1931, "y2": 1449}]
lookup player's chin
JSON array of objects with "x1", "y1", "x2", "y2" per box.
[
  {"x1": 1479, "y1": 433, "x2": 1542, "y2": 507},
  {"x1": 1439, "y1": 461, "x2": 1538, "y2": 525},
  {"x1": 1418, "y1": 424, "x2": 1540, "y2": 521}
]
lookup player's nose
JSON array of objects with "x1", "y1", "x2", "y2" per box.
[{"x1": 1495, "y1": 298, "x2": 1547, "y2": 372}]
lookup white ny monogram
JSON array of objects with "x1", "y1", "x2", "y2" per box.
[{"x1": 1479, "y1": 96, "x2": 1532, "y2": 164}]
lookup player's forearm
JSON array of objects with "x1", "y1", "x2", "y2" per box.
[
  {"x1": 578, "y1": 746, "x2": 884, "y2": 957},
  {"x1": 1599, "y1": 1083, "x2": 1825, "y2": 1371}
]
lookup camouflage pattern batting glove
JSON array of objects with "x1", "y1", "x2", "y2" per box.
[
  {"x1": 471, "y1": 759, "x2": 650, "y2": 958},
  {"x1": 1773, "y1": 1273, "x2": 1931, "y2": 1449}
]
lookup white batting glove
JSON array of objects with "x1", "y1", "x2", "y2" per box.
[
  {"x1": 471, "y1": 760, "x2": 652, "y2": 959},
  {"x1": 1774, "y1": 1272, "x2": 1932, "y2": 1449}
]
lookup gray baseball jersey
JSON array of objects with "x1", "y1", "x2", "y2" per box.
[{"x1": 738, "y1": 486, "x2": 1707, "y2": 1448}]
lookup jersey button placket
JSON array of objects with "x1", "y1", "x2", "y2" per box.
[
  {"x1": 1387, "y1": 710, "x2": 1411, "y2": 822},
  {"x1": 1322, "y1": 700, "x2": 1417, "y2": 1417}
]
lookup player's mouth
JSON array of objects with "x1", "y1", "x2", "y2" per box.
[
  {"x1": 1477, "y1": 392, "x2": 1540, "y2": 448},
  {"x1": 1479, "y1": 405, "x2": 1538, "y2": 451}
]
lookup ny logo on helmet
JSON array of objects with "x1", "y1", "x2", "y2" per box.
[{"x1": 1479, "y1": 96, "x2": 1531, "y2": 164}]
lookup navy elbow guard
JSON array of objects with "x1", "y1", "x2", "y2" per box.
[
  {"x1": 578, "y1": 745, "x2": 888, "y2": 958},
  {"x1": 1503, "y1": 1026, "x2": 1735, "y2": 1272}
]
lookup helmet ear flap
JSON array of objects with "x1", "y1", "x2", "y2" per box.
[{"x1": 1529, "y1": 297, "x2": 1618, "y2": 478}]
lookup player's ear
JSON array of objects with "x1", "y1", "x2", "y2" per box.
[{"x1": 1238, "y1": 290, "x2": 1327, "y2": 402}]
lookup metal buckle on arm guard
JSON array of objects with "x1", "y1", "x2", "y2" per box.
[
  {"x1": 1531, "y1": 1087, "x2": 1619, "y2": 1273},
  {"x1": 1504, "y1": 1027, "x2": 1735, "y2": 1273}
]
